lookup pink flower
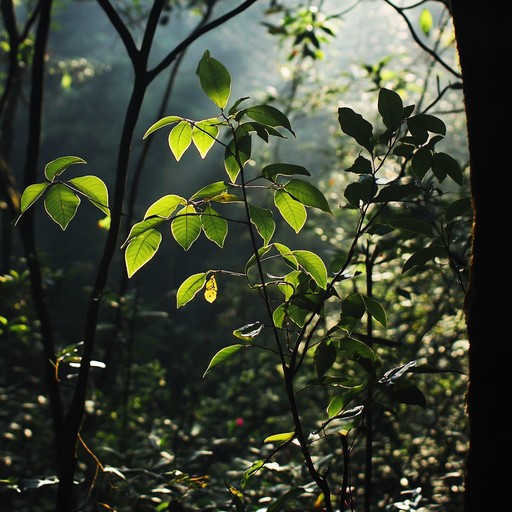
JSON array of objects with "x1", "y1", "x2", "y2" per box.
[{"x1": 235, "y1": 417, "x2": 244, "y2": 426}]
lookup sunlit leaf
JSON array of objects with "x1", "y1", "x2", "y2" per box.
[
  {"x1": 144, "y1": 194, "x2": 185, "y2": 219},
  {"x1": 16, "y1": 182, "x2": 49, "y2": 223},
  {"x1": 143, "y1": 115, "x2": 183, "y2": 139},
  {"x1": 201, "y1": 205, "x2": 228, "y2": 247},
  {"x1": 69, "y1": 175, "x2": 109, "y2": 216},
  {"x1": 224, "y1": 135, "x2": 251, "y2": 183},
  {"x1": 284, "y1": 179, "x2": 331, "y2": 213},
  {"x1": 263, "y1": 432, "x2": 295, "y2": 443},
  {"x1": 204, "y1": 274, "x2": 218, "y2": 303},
  {"x1": 177, "y1": 272, "x2": 207, "y2": 308},
  {"x1": 44, "y1": 184, "x2": 80, "y2": 230},
  {"x1": 169, "y1": 121, "x2": 192, "y2": 161},
  {"x1": 171, "y1": 205, "x2": 202, "y2": 250},
  {"x1": 196, "y1": 50, "x2": 231, "y2": 109},
  {"x1": 225, "y1": 482, "x2": 245, "y2": 512},
  {"x1": 327, "y1": 383, "x2": 366, "y2": 418},
  {"x1": 240, "y1": 459, "x2": 265, "y2": 488},
  {"x1": 122, "y1": 217, "x2": 164, "y2": 248},
  {"x1": 191, "y1": 181, "x2": 228, "y2": 200},
  {"x1": 419, "y1": 8, "x2": 434, "y2": 36},
  {"x1": 203, "y1": 344, "x2": 244, "y2": 377},
  {"x1": 44, "y1": 156, "x2": 86, "y2": 182},
  {"x1": 192, "y1": 118, "x2": 220, "y2": 158},
  {"x1": 249, "y1": 204, "x2": 275, "y2": 245},
  {"x1": 274, "y1": 189, "x2": 306, "y2": 233},
  {"x1": 293, "y1": 250, "x2": 327, "y2": 289},
  {"x1": 125, "y1": 229, "x2": 162, "y2": 278}
]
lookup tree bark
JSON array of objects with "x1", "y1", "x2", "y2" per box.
[{"x1": 450, "y1": 2, "x2": 512, "y2": 509}]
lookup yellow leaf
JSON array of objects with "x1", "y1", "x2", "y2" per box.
[{"x1": 204, "y1": 274, "x2": 217, "y2": 303}]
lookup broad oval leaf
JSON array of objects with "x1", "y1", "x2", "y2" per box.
[
  {"x1": 196, "y1": 50, "x2": 231, "y2": 109},
  {"x1": 411, "y1": 147, "x2": 433, "y2": 180},
  {"x1": 192, "y1": 118, "x2": 220, "y2": 158},
  {"x1": 378, "y1": 88, "x2": 404, "y2": 131},
  {"x1": 263, "y1": 432, "x2": 295, "y2": 444},
  {"x1": 44, "y1": 184, "x2": 80, "y2": 230},
  {"x1": 224, "y1": 134, "x2": 251, "y2": 183},
  {"x1": 284, "y1": 179, "x2": 331, "y2": 213},
  {"x1": 190, "y1": 181, "x2": 229, "y2": 200},
  {"x1": 125, "y1": 228, "x2": 162, "y2": 278},
  {"x1": 262, "y1": 163, "x2": 310, "y2": 181},
  {"x1": 243, "y1": 105, "x2": 294, "y2": 135},
  {"x1": 389, "y1": 217, "x2": 434, "y2": 236},
  {"x1": 143, "y1": 115, "x2": 183, "y2": 139},
  {"x1": 203, "y1": 344, "x2": 244, "y2": 377},
  {"x1": 144, "y1": 194, "x2": 185, "y2": 219},
  {"x1": 18, "y1": 182, "x2": 49, "y2": 217},
  {"x1": 293, "y1": 250, "x2": 327, "y2": 289},
  {"x1": 44, "y1": 156, "x2": 86, "y2": 182},
  {"x1": 122, "y1": 217, "x2": 164, "y2": 248},
  {"x1": 69, "y1": 175, "x2": 109, "y2": 216},
  {"x1": 402, "y1": 245, "x2": 446, "y2": 274},
  {"x1": 169, "y1": 121, "x2": 192, "y2": 161},
  {"x1": 361, "y1": 295, "x2": 387, "y2": 327},
  {"x1": 338, "y1": 107, "x2": 374, "y2": 152},
  {"x1": 432, "y1": 151, "x2": 464, "y2": 185},
  {"x1": 249, "y1": 204, "x2": 275, "y2": 246},
  {"x1": 314, "y1": 339, "x2": 337, "y2": 377},
  {"x1": 274, "y1": 189, "x2": 307, "y2": 233},
  {"x1": 176, "y1": 272, "x2": 207, "y2": 308},
  {"x1": 171, "y1": 205, "x2": 202, "y2": 250},
  {"x1": 201, "y1": 205, "x2": 228, "y2": 247}
]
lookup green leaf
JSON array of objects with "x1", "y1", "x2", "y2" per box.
[
  {"x1": 327, "y1": 383, "x2": 366, "y2": 417},
  {"x1": 171, "y1": 205, "x2": 202, "y2": 250},
  {"x1": 44, "y1": 184, "x2": 80, "y2": 230},
  {"x1": 225, "y1": 482, "x2": 245, "y2": 512},
  {"x1": 338, "y1": 107, "x2": 374, "y2": 152},
  {"x1": 389, "y1": 217, "x2": 434, "y2": 236},
  {"x1": 261, "y1": 163, "x2": 310, "y2": 181},
  {"x1": 240, "y1": 459, "x2": 265, "y2": 488},
  {"x1": 44, "y1": 156, "x2": 86, "y2": 182},
  {"x1": 249, "y1": 205, "x2": 275, "y2": 245},
  {"x1": 274, "y1": 189, "x2": 306, "y2": 233},
  {"x1": 344, "y1": 176, "x2": 377, "y2": 207},
  {"x1": 445, "y1": 197, "x2": 472, "y2": 221},
  {"x1": 408, "y1": 114, "x2": 446, "y2": 137},
  {"x1": 196, "y1": 50, "x2": 231, "y2": 109},
  {"x1": 169, "y1": 121, "x2": 192, "y2": 161},
  {"x1": 315, "y1": 339, "x2": 337, "y2": 376},
  {"x1": 144, "y1": 194, "x2": 185, "y2": 219},
  {"x1": 419, "y1": 8, "x2": 434, "y2": 36},
  {"x1": 378, "y1": 88, "x2": 404, "y2": 131},
  {"x1": 338, "y1": 294, "x2": 366, "y2": 334},
  {"x1": 337, "y1": 336, "x2": 376, "y2": 364},
  {"x1": 17, "y1": 182, "x2": 49, "y2": 219},
  {"x1": 243, "y1": 105, "x2": 294, "y2": 135},
  {"x1": 402, "y1": 245, "x2": 446, "y2": 274},
  {"x1": 191, "y1": 181, "x2": 229, "y2": 200},
  {"x1": 361, "y1": 295, "x2": 387, "y2": 327},
  {"x1": 125, "y1": 229, "x2": 162, "y2": 278},
  {"x1": 224, "y1": 135, "x2": 251, "y2": 183},
  {"x1": 192, "y1": 118, "x2": 220, "y2": 158},
  {"x1": 143, "y1": 115, "x2": 183, "y2": 139},
  {"x1": 263, "y1": 432, "x2": 295, "y2": 444},
  {"x1": 373, "y1": 182, "x2": 419, "y2": 202},
  {"x1": 293, "y1": 250, "x2": 327, "y2": 289},
  {"x1": 122, "y1": 217, "x2": 164, "y2": 247},
  {"x1": 203, "y1": 344, "x2": 244, "y2": 377},
  {"x1": 345, "y1": 155, "x2": 372, "y2": 175},
  {"x1": 177, "y1": 272, "x2": 207, "y2": 308},
  {"x1": 201, "y1": 205, "x2": 228, "y2": 247},
  {"x1": 432, "y1": 152, "x2": 464, "y2": 185},
  {"x1": 284, "y1": 179, "x2": 331, "y2": 213},
  {"x1": 68, "y1": 175, "x2": 109, "y2": 216}
]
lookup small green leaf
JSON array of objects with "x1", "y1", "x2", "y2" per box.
[
  {"x1": 315, "y1": 339, "x2": 337, "y2": 377},
  {"x1": 171, "y1": 205, "x2": 202, "y2": 250},
  {"x1": 143, "y1": 115, "x2": 183, "y2": 139},
  {"x1": 192, "y1": 118, "x2": 220, "y2": 158},
  {"x1": 249, "y1": 205, "x2": 275, "y2": 245},
  {"x1": 16, "y1": 182, "x2": 49, "y2": 221},
  {"x1": 177, "y1": 272, "x2": 207, "y2": 308},
  {"x1": 203, "y1": 344, "x2": 244, "y2": 377},
  {"x1": 243, "y1": 105, "x2": 294, "y2": 135},
  {"x1": 191, "y1": 181, "x2": 229, "y2": 200},
  {"x1": 144, "y1": 194, "x2": 185, "y2": 219},
  {"x1": 345, "y1": 155, "x2": 372, "y2": 175},
  {"x1": 125, "y1": 229, "x2": 162, "y2": 278},
  {"x1": 196, "y1": 50, "x2": 231, "y2": 109},
  {"x1": 419, "y1": 8, "x2": 434, "y2": 36},
  {"x1": 44, "y1": 156, "x2": 86, "y2": 182},
  {"x1": 122, "y1": 217, "x2": 165, "y2": 247},
  {"x1": 361, "y1": 295, "x2": 387, "y2": 327},
  {"x1": 432, "y1": 152, "x2": 464, "y2": 185},
  {"x1": 284, "y1": 179, "x2": 331, "y2": 213},
  {"x1": 263, "y1": 432, "x2": 295, "y2": 444},
  {"x1": 411, "y1": 147, "x2": 433, "y2": 180},
  {"x1": 378, "y1": 88, "x2": 404, "y2": 131},
  {"x1": 44, "y1": 184, "x2": 80, "y2": 230},
  {"x1": 201, "y1": 205, "x2": 228, "y2": 247},
  {"x1": 169, "y1": 121, "x2": 192, "y2": 161},
  {"x1": 68, "y1": 175, "x2": 110, "y2": 216},
  {"x1": 274, "y1": 189, "x2": 306, "y2": 233},
  {"x1": 293, "y1": 250, "x2": 327, "y2": 289},
  {"x1": 240, "y1": 459, "x2": 265, "y2": 488},
  {"x1": 224, "y1": 135, "x2": 251, "y2": 183}
]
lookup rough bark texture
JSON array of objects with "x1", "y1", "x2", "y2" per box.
[{"x1": 451, "y1": 2, "x2": 512, "y2": 509}]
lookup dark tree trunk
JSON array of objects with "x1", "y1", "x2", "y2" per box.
[{"x1": 450, "y1": 2, "x2": 512, "y2": 509}]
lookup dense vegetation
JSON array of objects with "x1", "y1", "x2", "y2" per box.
[{"x1": 1, "y1": 1, "x2": 471, "y2": 511}]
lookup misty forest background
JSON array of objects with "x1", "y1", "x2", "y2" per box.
[{"x1": 0, "y1": 1, "x2": 470, "y2": 511}]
